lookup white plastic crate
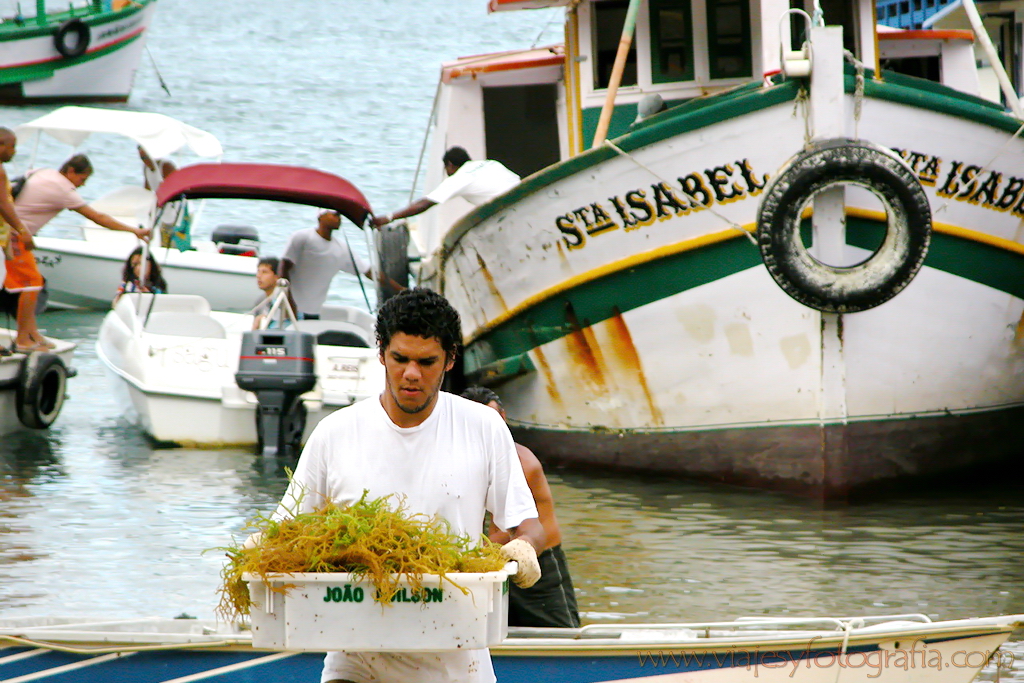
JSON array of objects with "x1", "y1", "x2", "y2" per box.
[{"x1": 243, "y1": 563, "x2": 513, "y2": 651}]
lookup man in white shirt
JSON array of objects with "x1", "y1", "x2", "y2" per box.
[
  {"x1": 279, "y1": 210, "x2": 372, "y2": 319},
  {"x1": 271, "y1": 287, "x2": 545, "y2": 683},
  {"x1": 370, "y1": 146, "x2": 520, "y2": 228}
]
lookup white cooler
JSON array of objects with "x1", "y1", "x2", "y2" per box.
[{"x1": 243, "y1": 563, "x2": 514, "y2": 651}]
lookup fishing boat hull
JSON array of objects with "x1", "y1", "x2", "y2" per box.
[
  {"x1": 95, "y1": 293, "x2": 383, "y2": 447},
  {"x1": 0, "y1": 0, "x2": 157, "y2": 104},
  {"x1": 420, "y1": 75, "x2": 1024, "y2": 499},
  {"x1": 0, "y1": 614, "x2": 1019, "y2": 683}
]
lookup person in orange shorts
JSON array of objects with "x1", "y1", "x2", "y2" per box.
[
  {"x1": 0, "y1": 127, "x2": 41, "y2": 353},
  {"x1": 2, "y1": 232, "x2": 47, "y2": 351}
]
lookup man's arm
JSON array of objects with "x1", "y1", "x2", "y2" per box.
[
  {"x1": 489, "y1": 446, "x2": 551, "y2": 545},
  {"x1": 0, "y1": 166, "x2": 33, "y2": 249},
  {"x1": 138, "y1": 146, "x2": 157, "y2": 189},
  {"x1": 74, "y1": 204, "x2": 151, "y2": 240},
  {"x1": 370, "y1": 197, "x2": 436, "y2": 228},
  {"x1": 360, "y1": 267, "x2": 406, "y2": 293},
  {"x1": 278, "y1": 257, "x2": 300, "y2": 316},
  {"x1": 508, "y1": 517, "x2": 546, "y2": 555}
]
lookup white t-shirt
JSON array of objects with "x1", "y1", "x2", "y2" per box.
[
  {"x1": 14, "y1": 168, "x2": 87, "y2": 235},
  {"x1": 281, "y1": 227, "x2": 369, "y2": 315},
  {"x1": 276, "y1": 392, "x2": 538, "y2": 683},
  {"x1": 425, "y1": 160, "x2": 520, "y2": 207}
]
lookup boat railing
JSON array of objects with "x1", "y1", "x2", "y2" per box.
[{"x1": 506, "y1": 613, "x2": 935, "y2": 641}]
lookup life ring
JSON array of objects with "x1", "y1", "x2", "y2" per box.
[
  {"x1": 16, "y1": 352, "x2": 68, "y2": 429},
  {"x1": 374, "y1": 222, "x2": 410, "y2": 305},
  {"x1": 53, "y1": 19, "x2": 91, "y2": 59},
  {"x1": 756, "y1": 138, "x2": 931, "y2": 313}
]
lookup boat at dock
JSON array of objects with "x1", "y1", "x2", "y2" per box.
[
  {"x1": 0, "y1": 0, "x2": 158, "y2": 104},
  {"x1": 0, "y1": 612, "x2": 1020, "y2": 682},
  {"x1": 410, "y1": 0, "x2": 1024, "y2": 500},
  {"x1": 0, "y1": 328, "x2": 76, "y2": 435}
]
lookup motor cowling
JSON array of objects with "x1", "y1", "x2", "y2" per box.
[
  {"x1": 235, "y1": 329, "x2": 317, "y2": 458},
  {"x1": 212, "y1": 224, "x2": 260, "y2": 257}
]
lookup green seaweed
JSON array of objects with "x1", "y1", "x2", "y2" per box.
[{"x1": 213, "y1": 490, "x2": 506, "y2": 622}]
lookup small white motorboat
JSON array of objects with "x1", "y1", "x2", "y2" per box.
[
  {"x1": 94, "y1": 162, "x2": 391, "y2": 450},
  {"x1": 0, "y1": 328, "x2": 76, "y2": 436},
  {"x1": 13, "y1": 106, "x2": 264, "y2": 312},
  {"x1": 0, "y1": 612, "x2": 1020, "y2": 683},
  {"x1": 95, "y1": 292, "x2": 382, "y2": 449}
]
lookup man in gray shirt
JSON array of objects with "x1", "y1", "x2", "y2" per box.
[{"x1": 279, "y1": 210, "x2": 371, "y2": 319}]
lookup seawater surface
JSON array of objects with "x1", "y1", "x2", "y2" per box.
[{"x1": 1, "y1": 0, "x2": 1023, "y2": 679}]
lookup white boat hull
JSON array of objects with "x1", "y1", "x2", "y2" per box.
[{"x1": 35, "y1": 235, "x2": 262, "y2": 312}]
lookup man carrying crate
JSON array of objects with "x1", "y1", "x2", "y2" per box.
[{"x1": 269, "y1": 287, "x2": 545, "y2": 683}]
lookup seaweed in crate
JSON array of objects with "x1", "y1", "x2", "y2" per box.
[{"x1": 214, "y1": 490, "x2": 507, "y2": 621}]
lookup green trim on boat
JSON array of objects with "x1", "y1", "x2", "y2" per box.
[
  {"x1": 464, "y1": 351, "x2": 537, "y2": 387},
  {"x1": 462, "y1": 223, "x2": 1024, "y2": 374},
  {"x1": 0, "y1": 30, "x2": 143, "y2": 85}
]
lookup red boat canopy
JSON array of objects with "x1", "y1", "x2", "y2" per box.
[{"x1": 156, "y1": 163, "x2": 373, "y2": 226}]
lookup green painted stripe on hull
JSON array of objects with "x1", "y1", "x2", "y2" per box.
[
  {"x1": 0, "y1": 31, "x2": 143, "y2": 85},
  {"x1": 465, "y1": 351, "x2": 536, "y2": 386},
  {"x1": 846, "y1": 221, "x2": 1024, "y2": 299},
  {"x1": 463, "y1": 224, "x2": 1024, "y2": 374},
  {"x1": 856, "y1": 70, "x2": 1023, "y2": 135},
  {"x1": 462, "y1": 235, "x2": 763, "y2": 373}
]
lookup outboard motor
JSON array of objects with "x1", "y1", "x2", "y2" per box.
[
  {"x1": 212, "y1": 224, "x2": 261, "y2": 257},
  {"x1": 235, "y1": 329, "x2": 317, "y2": 458}
]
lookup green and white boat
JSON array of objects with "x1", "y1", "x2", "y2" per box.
[
  {"x1": 413, "y1": 0, "x2": 1024, "y2": 499},
  {"x1": 0, "y1": 0, "x2": 157, "y2": 104}
]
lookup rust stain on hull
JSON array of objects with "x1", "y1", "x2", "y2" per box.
[
  {"x1": 606, "y1": 309, "x2": 664, "y2": 426},
  {"x1": 474, "y1": 251, "x2": 509, "y2": 313},
  {"x1": 531, "y1": 347, "x2": 563, "y2": 408},
  {"x1": 563, "y1": 303, "x2": 612, "y2": 398}
]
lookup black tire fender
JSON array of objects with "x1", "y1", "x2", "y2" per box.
[
  {"x1": 374, "y1": 221, "x2": 410, "y2": 305},
  {"x1": 756, "y1": 138, "x2": 932, "y2": 313},
  {"x1": 16, "y1": 352, "x2": 69, "y2": 429},
  {"x1": 54, "y1": 19, "x2": 91, "y2": 59}
]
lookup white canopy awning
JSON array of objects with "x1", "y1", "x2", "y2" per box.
[{"x1": 14, "y1": 106, "x2": 223, "y2": 160}]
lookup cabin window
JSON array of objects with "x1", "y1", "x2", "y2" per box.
[
  {"x1": 706, "y1": 0, "x2": 751, "y2": 78},
  {"x1": 650, "y1": 0, "x2": 695, "y2": 83},
  {"x1": 593, "y1": 0, "x2": 639, "y2": 89}
]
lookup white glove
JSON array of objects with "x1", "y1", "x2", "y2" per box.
[{"x1": 501, "y1": 538, "x2": 541, "y2": 588}]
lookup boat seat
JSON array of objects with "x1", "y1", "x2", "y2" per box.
[
  {"x1": 294, "y1": 320, "x2": 372, "y2": 348},
  {"x1": 144, "y1": 312, "x2": 227, "y2": 339},
  {"x1": 122, "y1": 293, "x2": 212, "y2": 316}
]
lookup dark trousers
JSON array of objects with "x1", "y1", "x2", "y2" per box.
[{"x1": 508, "y1": 545, "x2": 580, "y2": 628}]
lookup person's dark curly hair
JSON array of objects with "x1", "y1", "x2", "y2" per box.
[
  {"x1": 461, "y1": 385, "x2": 501, "y2": 407},
  {"x1": 375, "y1": 287, "x2": 462, "y2": 360}
]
